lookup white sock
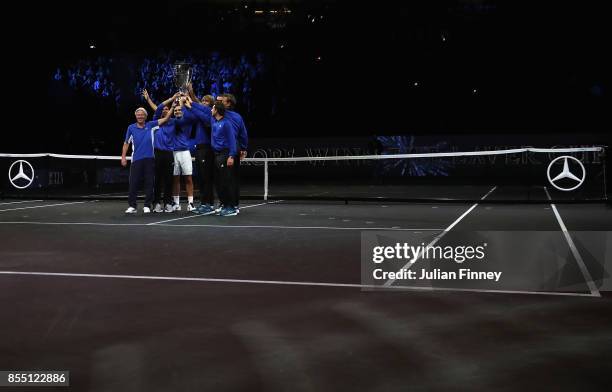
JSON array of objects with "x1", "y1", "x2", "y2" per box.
[
  {"x1": 173, "y1": 196, "x2": 180, "y2": 205},
  {"x1": 188, "y1": 196, "x2": 194, "y2": 204}
]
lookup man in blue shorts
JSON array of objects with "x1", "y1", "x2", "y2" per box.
[{"x1": 170, "y1": 98, "x2": 198, "y2": 212}]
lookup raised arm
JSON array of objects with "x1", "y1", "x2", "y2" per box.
[
  {"x1": 184, "y1": 97, "x2": 212, "y2": 124},
  {"x1": 187, "y1": 83, "x2": 201, "y2": 104},
  {"x1": 156, "y1": 101, "x2": 176, "y2": 127},
  {"x1": 141, "y1": 89, "x2": 157, "y2": 111},
  {"x1": 184, "y1": 95, "x2": 193, "y2": 109},
  {"x1": 161, "y1": 92, "x2": 180, "y2": 107},
  {"x1": 178, "y1": 97, "x2": 198, "y2": 126}
]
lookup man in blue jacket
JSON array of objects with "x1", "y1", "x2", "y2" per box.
[
  {"x1": 218, "y1": 94, "x2": 248, "y2": 213},
  {"x1": 184, "y1": 96, "x2": 237, "y2": 215},
  {"x1": 192, "y1": 95, "x2": 215, "y2": 213},
  {"x1": 210, "y1": 101, "x2": 238, "y2": 216}
]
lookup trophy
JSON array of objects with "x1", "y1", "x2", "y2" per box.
[{"x1": 173, "y1": 62, "x2": 192, "y2": 94}]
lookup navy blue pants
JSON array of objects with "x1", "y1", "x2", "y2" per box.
[
  {"x1": 128, "y1": 158, "x2": 155, "y2": 208},
  {"x1": 153, "y1": 149, "x2": 173, "y2": 206},
  {"x1": 214, "y1": 151, "x2": 236, "y2": 208},
  {"x1": 195, "y1": 144, "x2": 215, "y2": 205}
]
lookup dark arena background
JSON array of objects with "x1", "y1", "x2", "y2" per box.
[{"x1": 1, "y1": 1, "x2": 611, "y2": 391}]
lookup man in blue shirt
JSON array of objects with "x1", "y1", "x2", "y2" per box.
[
  {"x1": 218, "y1": 94, "x2": 248, "y2": 212},
  {"x1": 143, "y1": 90, "x2": 181, "y2": 212},
  {"x1": 121, "y1": 106, "x2": 172, "y2": 214}
]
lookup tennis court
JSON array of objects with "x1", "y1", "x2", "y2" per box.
[{"x1": 1, "y1": 147, "x2": 611, "y2": 390}]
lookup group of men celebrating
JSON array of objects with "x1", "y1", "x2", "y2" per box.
[{"x1": 121, "y1": 84, "x2": 247, "y2": 217}]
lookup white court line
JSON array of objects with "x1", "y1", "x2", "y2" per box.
[
  {"x1": 544, "y1": 187, "x2": 601, "y2": 297},
  {"x1": 0, "y1": 221, "x2": 146, "y2": 227},
  {"x1": 0, "y1": 270, "x2": 596, "y2": 297},
  {"x1": 0, "y1": 221, "x2": 442, "y2": 231},
  {"x1": 0, "y1": 200, "x2": 44, "y2": 206},
  {"x1": 82, "y1": 191, "x2": 128, "y2": 197},
  {"x1": 0, "y1": 201, "x2": 90, "y2": 213},
  {"x1": 161, "y1": 224, "x2": 439, "y2": 231},
  {"x1": 383, "y1": 186, "x2": 497, "y2": 287},
  {"x1": 146, "y1": 200, "x2": 282, "y2": 225}
]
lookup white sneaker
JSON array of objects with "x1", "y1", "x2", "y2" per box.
[
  {"x1": 153, "y1": 203, "x2": 163, "y2": 213},
  {"x1": 164, "y1": 204, "x2": 174, "y2": 213},
  {"x1": 143, "y1": 207, "x2": 151, "y2": 214},
  {"x1": 125, "y1": 207, "x2": 137, "y2": 214},
  {"x1": 173, "y1": 204, "x2": 182, "y2": 211},
  {"x1": 187, "y1": 203, "x2": 196, "y2": 212}
]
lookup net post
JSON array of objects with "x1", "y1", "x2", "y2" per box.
[
  {"x1": 603, "y1": 146, "x2": 608, "y2": 201},
  {"x1": 94, "y1": 156, "x2": 99, "y2": 197},
  {"x1": 45, "y1": 153, "x2": 50, "y2": 200},
  {"x1": 264, "y1": 159, "x2": 269, "y2": 201},
  {"x1": 526, "y1": 149, "x2": 532, "y2": 201}
]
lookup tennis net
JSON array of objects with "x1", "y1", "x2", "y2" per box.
[{"x1": 0, "y1": 147, "x2": 607, "y2": 203}]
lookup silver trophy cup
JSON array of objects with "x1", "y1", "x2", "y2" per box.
[{"x1": 173, "y1": 62, "x2": 192, "y2": 94}]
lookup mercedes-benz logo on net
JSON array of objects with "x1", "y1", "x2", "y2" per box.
[
  {"x1": 546, "y1": 155, "x2": 586, "y2": 192},
  {"x1": 8, "y1": 160, "x2": 35, "y2": 189}
]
